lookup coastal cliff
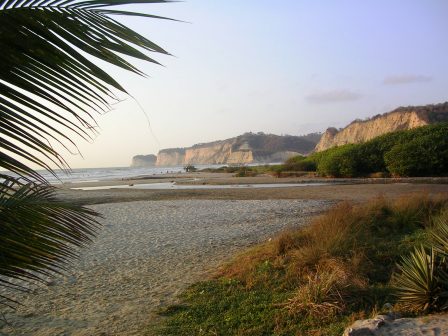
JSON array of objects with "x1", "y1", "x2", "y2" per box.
[
  {"x1": 154, "y1": 132, "x2": 320, "y2": 166},
  {"x1": 315, "y1": 102, "x2": 448, "y2": 152},
  {"x1": 130, "y1": 154, "x2": 157, "y2": 168}
]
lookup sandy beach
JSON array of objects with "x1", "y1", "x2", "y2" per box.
[
  {"x1": 1, "y1": 174, "x2": 448, "y2": 335},
  {"x1": 0, "y1": 197, "x2": 328, "y2": 335}
]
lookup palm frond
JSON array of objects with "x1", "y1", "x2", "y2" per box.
[
  {"x1": 394, "y1": 246, "x2": 448, "y2": 312},
  {"x1": 0, "y1": 0, "x2": 172, "y2": 181},
  {"x1": 0, "y1": 0, "x2": 174, "y2": 306},
  {"x1": 0, "y1": 178, "x2": 101, "y2": 301},
  {"x1": 430, "y1": 213, "x2": 448, "y2": 256}
]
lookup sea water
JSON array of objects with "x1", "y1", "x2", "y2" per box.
[{"x1": 1, "y1": 164, "x2": 258, "y2": 184}]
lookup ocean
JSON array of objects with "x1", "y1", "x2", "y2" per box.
[
  {"x1": 2, "y1": 163, "x2": 284, "y2": 185},
  {"x1": 1, "y1": 164, "x2": 229, "y2": 184}
]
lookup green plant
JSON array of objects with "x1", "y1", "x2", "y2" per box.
[
  {"x1": 385, "y1": 134, "x2": 448, "y2": 177},
  {"x1": 156, "y1": 195, "x2": 446, "y2": 335},
  {"x1": 394, "y1": 246, "x2": 448, "y2": 312},
  {"x1": 0, "y1": 0, "x2": 172, "y2": 305},
  {"x1": 0, "y1": 179, "x2": 100, "y2": 306},
  {"x1": 317, "y1": 145, "x2": 360, "y2": 177},
  {"x1": 303, "y1": 123, "x2": 448, "y2": 178},
  {"x1": 430, "y1": 212, "x2": 448, "y2": 255}
]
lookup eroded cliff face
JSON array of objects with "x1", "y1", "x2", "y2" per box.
[
  {"x1": 315, "y1": 102, "x2": 448, "y2": 152},
  {"x1": 153, "y1": 132, "x2": 319, "y2": 166},
  {"x1": 130, "y1": 154, "x2": 157, "y2": 168},
  {"x1": 155, "y1": 149, "x2": 185, "y2": 166},
  {"x1": 184, "y1": 142, "x2": 234, "y2": 164}
]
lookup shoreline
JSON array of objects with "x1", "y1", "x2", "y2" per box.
[{"x1": 56, "y1": 173, "x2": 448, "y2": 206}]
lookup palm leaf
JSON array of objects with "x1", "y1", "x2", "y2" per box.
[
  {"x1": 0, "y1": 0, "x2": 172, "y2": 181},
  {"x1": 430, "y1": 214, "x2": 448, "y2": 256},
  {"x1": 394, "y1": 246, "x2": 448, "y2": 312},
  {"x1": 0, "y1": 178, "x2": 101, "y2": 301},
  {"x1": 0, "y1": 0, "x2": 174, "y2": 306}
]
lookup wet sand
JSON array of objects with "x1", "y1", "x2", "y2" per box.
[{"x1": 57, "y1": 173, "x2": 448, "y2": 206}]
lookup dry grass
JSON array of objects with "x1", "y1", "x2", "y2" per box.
[
  {"x1": 219, "y1": 193, "x2": 448, "y2": 310},
  {"x1": 158, "y1": 193, "x2": 448, "y2": 336},
  {"x1": 284, "y1": 259, "x2": 366, "y2": 321}
]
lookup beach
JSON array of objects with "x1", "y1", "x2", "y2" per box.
[
  {"x1": 1, "y1": 174, "x2": 448, "y2": 335},
  {"x1": 0, "y1": 196, "x2": 328, "y2": 335},
  {"x1": 58, "y1": 173, "x2": 448, "y2": 205}
]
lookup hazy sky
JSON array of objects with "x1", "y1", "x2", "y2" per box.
[{"x1": 64, "y1": 0, "x2": 448, "y2": 168}]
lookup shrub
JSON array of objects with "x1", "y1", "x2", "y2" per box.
[
  {"x1": 385, "y1": 133, "x2": 448, "y2": 177},
  {"x1": 394, "y1": 247, "x2": 448, "y2": 312},
  {"x1": 234, "y1": 166, "x2": 258, "y2": 177},
  {"x1": 285, "y1": 160, "x2": 316, "y2": 172},
  {"x1": 278, "y1": 155, "x2": 317, "y2": 172},
  {"x1": 316, "y1": 145, "x2": 361, "y2": 177},
  {"x1": 309, "y1": 123, "x2": 448, "y2": 177}
]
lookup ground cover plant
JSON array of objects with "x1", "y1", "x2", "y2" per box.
[
  {"x1": 153, "y1": 194, "x2": 448, "y2": 336},
  {"x1": 274, "y1": 123, "x2": 448, "y2": 178},
  {"x1": 200, "y1": 165, "x2": 279, "y2": 177}
]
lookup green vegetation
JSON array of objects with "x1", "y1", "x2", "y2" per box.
[
  {"x1": 275, "y1": 123, "x2": 448, "y2": 177},
  {"x1": 394, "y1": 212, "x2": 448, "y2": 312},
  {"x1": 200, "y1": 165, "x2": 280, "y2": 177},
  {"x1": 0, "y1": 0, "x2": 171, "y2": 305},
  {"x1": 282, "y1": 155, "x2": 317, "y2": 172},
  {"x1": 153, "y1": 195, "x2": 448, "y2": 335}
]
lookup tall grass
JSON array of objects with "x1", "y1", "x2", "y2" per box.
[{"x1": 155, "y1": 194, "x2": 448, "y2": 336}]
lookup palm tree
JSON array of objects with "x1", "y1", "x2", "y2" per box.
[{"x1": 0, "y1": 0, "x2": 172, "y2": 306}]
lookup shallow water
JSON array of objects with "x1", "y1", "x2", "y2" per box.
[{"x1": 72, "y1": 182, "x2": 332, "y2": 191}]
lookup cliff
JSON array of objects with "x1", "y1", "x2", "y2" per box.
[
  {"x1": 130, "y1": 154, "x2": 157, "y2": 168},
  {"x1": 155, "y1": 132, "x2": 320, "y2": 166},
  {"x1": 315, "y1": 102, "x2": 448, "y2": 152}
]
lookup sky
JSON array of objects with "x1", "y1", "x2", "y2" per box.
[{"x1": 63, "y1": 0, "x2": 448, "y2": 168}]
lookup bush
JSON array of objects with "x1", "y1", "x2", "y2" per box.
[
  {"x1": 234, "y1": 167, "x2": 258, "y2": 177},
  {"x1": 285, "y1": 160, "x2": 316, "y2": 172},
  {"x1": 385, "y1": 132, "x2": 448, "y2": 177},
  {"x1": 316, "y1": 145, "x2": 361, "y2": 177},
  {"x1": 279, "y1": 155, "x2": 317, "y2": 172},
  {"x1": 306, "y1": 123, "x2": 448, "y2": 178}
]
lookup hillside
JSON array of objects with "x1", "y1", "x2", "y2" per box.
[
  {"x1": 154, "y1": 132, "x2": 320, "y2": 166},
  {"x1": 315, "y1": 102, "x2": 448, "y2": 151}
]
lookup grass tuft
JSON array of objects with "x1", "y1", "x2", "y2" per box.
[{"x1": 153, "y1": 194, "x2": 448, "y2": 336}]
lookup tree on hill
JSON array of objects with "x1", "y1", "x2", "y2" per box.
[{"x1": 0, "y1": 0, "x2": 172, "y2": 305}]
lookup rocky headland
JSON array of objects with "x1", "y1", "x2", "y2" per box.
[
  {"x1": 130, "y1": 154, "x2": 157, "y2": 168},
  {"x1": 132, "y1": 132, "x2": 321, "y2": 167},
  {"x1": 131, "y1": 102, "x2": 448, "y2": 167},
  {"x1": 315, "y1": 102, "x2": 448, "y2": 151}
]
